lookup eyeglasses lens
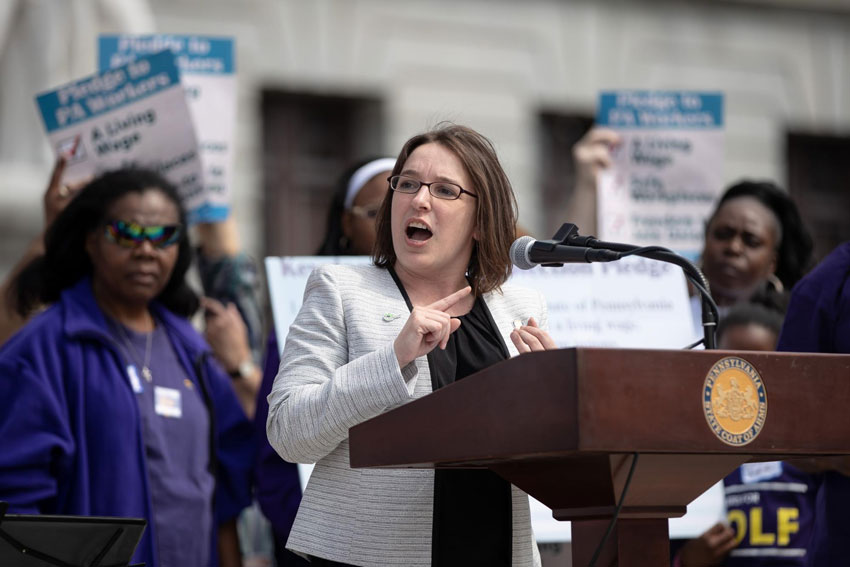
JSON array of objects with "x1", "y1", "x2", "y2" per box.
[{"x1": 389, "y1": 176, "x2": 461, "y2": 200}]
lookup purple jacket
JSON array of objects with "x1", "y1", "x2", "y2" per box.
[
  {"x1": 254, "y1": 330, "x2": 302, "y2": 549},
  {"x1": 778, "y1": 241, "x2": 850, "y2": 355},
  {"x1": 0, "y1": 278, "x2": 255, "y2": 567},
  {"x1": 777, "y1": 241, "x2": 850, "y2": 566}
]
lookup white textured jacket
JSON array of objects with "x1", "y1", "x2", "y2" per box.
[{"x1": 267, "y1": 264, "x2": 547, "y2": 566}]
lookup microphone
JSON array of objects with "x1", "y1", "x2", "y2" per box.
[{"x1": 510, "y1": 235, "x2": 622, "y2": 270}]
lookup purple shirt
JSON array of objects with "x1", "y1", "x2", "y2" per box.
[
  {"x1": 777, "y1": 241, "x2": 850, "y2": 355},
  {"x1": 724, "y1": 462, "x2": 817, "y2": 566},
  {"x1": 777, "y1": 241, "x2": 850, "y2": 567},
  {"x1": 254, "y1": 330, "x2": 302, "y2": 547},
  {"x1": 118, "y1": 321, "x2": 214, "y2": 567}
]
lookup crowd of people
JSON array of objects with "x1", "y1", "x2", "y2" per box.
[{"x1": 0, "y1": 121, "x2": 847, "y2": 567}]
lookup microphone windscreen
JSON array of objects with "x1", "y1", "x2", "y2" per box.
[{"x1": 510, "y1": 235, "x2": 536, "y2": 270}]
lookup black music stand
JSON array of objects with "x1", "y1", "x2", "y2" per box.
[{"x1": 0, "y1": 502, "x2": 146, "y2": 567}]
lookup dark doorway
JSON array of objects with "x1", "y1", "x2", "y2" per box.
[
  {"x1": 261, "y1": 90, "x2": 384, "y2": 256},
  {"x1": 537, "y1": 111, "x2": 594, "y2": 237},
  {"x1": 787, "y1": 131, "x2": 850, "y2": 262}
]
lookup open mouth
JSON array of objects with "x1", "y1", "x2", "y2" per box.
[{"x1": 406, "y1": 221, "x2": 433, "y2": 242}]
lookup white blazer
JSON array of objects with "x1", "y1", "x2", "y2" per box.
[{"x1": 267, "y1": 263, "x2": 547, "y2": 566}]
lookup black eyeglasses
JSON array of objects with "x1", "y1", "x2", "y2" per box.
[{"x1": 388, "y1": 175, "x2": 477, "y2": 201}]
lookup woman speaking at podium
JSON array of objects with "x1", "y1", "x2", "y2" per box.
[{"x1": 267, "y1": 123, "x2": 555, "y2": 566}]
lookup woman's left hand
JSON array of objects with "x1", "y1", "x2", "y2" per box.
[{"x1": 510, "y1": 317, "x2": 557, "y2": 353}]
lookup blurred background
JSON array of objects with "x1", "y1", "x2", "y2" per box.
[{"x1": 1, "y1": 0, "x2": 849, "y2": 279}]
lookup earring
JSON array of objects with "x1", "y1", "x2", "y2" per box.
[{"x1": 766, "y1": 273, "x2": 784, "y2": 293}]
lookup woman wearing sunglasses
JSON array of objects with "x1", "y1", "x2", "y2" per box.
[
  {"x1": 267, "y1": 124, "x2": 555, "y2": 566},
  {"x1": 0, "y1": 168, "x2": 254, "y2": 567}
]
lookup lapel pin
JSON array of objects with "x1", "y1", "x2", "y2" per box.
[{"x1": 382, "y1": 313, "x2": 401, "y2": 322}]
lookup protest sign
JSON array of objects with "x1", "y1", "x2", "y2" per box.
[
  {"x1": 264, "y1": 256, "x2": 720, "y2": 541},
  {"x1": 99, "y1": 35, "x2": 236, "y2": 224},
  {"x1": 596, "y1": 90, "x2": 725, "y2": 259},
  {"x1": 35, "y1": 51, "x2": 203, "y2": 212}
]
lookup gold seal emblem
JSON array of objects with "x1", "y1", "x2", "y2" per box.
[{"x1": 703, "y1": 356, "x2": 767, "y2": 446}]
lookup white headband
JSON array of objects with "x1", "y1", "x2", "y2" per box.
[{"x1": 344, "y1": 158, "x2": 397, "y2": 210}]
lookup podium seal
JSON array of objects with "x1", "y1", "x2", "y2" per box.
[{"x1": 703, "y1": 356, "x2": 767, "y2": 446}]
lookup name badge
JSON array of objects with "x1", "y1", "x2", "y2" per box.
[
  {"x1": 154, "y1": 386, "x2": 182, "y2": 418},
  {"x1": 741, "y1": 461, "x2": 783, "y2": 484},
  {"x1": 126, "y1": 365, "x2": 143, "y2": 394}
]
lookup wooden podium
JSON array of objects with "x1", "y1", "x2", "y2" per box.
[{"x1": 349, "y1": 348, "x2": 850, "y2": 566}]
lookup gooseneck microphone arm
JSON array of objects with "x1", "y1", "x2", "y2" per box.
[{"x1": 546, "y1": 223, "x2": 718, "y2": 350}]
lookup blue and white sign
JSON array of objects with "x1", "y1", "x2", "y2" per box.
[
  {"x1": 35, "y1": 51, "x2": 203, "y2": 210},
  {"x1": 595, "y1": 90, "x2": 725, "y2": 259},
  {"x1": 99, "y1": 35, "x2": 237, "y2": 224}
]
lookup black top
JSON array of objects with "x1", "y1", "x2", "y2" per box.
[{"x1": 389, "y1": 268, "x2": 513, "y2": 567}]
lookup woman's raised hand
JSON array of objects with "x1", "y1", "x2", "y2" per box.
[
  {"x1": 510, "y1": 317, "x2": 557, "y2": 354},
  {"x1": 393, "y1": 286, "x2": 471, "y2": 368}
]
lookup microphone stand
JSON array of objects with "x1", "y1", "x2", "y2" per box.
[
  {"x1": 540, "y1": 224, "x2": 718, "y2": 564},
  {"x1": 548, "y1": 223, "x2": 718, "y2": 350}
]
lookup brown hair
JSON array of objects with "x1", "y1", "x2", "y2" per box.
[{"x1": 373, "y1": 123, "x2": 518, "y2": 296}]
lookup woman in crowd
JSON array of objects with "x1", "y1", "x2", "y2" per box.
[
  {"x1": 256, "y1": 156, "x2": 394, "y2": 566},
  {"x1": 267, "y1": 124, "x2": 554, "y2": 566},
  {"x1": 316, "y1": 156, "x2": 398, "y2": 255},
  {"x1": 700, "y1": 180, "x2": 812, "y2": 310},
  {"x1": 672, "y1": 181, "x2": 816, "y2": 564},
  {"x1": 0, "y1": 169, "x2": 254, "y2": 567},
  {"x1": 777, "y1": 240, "x2": 850, "y2": 565},
  {"x1": 685, "y1": 179, "x2": 811, "y2": 343},
  {"x1": 566, "y1": 129, "x2": 812, "y2": 321}
]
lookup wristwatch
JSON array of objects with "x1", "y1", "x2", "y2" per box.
[{"x1": 228, "y1": 359, "x2": 256, "y2": 380}]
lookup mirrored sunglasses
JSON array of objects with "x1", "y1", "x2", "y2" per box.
[{"x1": 104, "y1": 220, "x2": 182, "y2": 249}]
